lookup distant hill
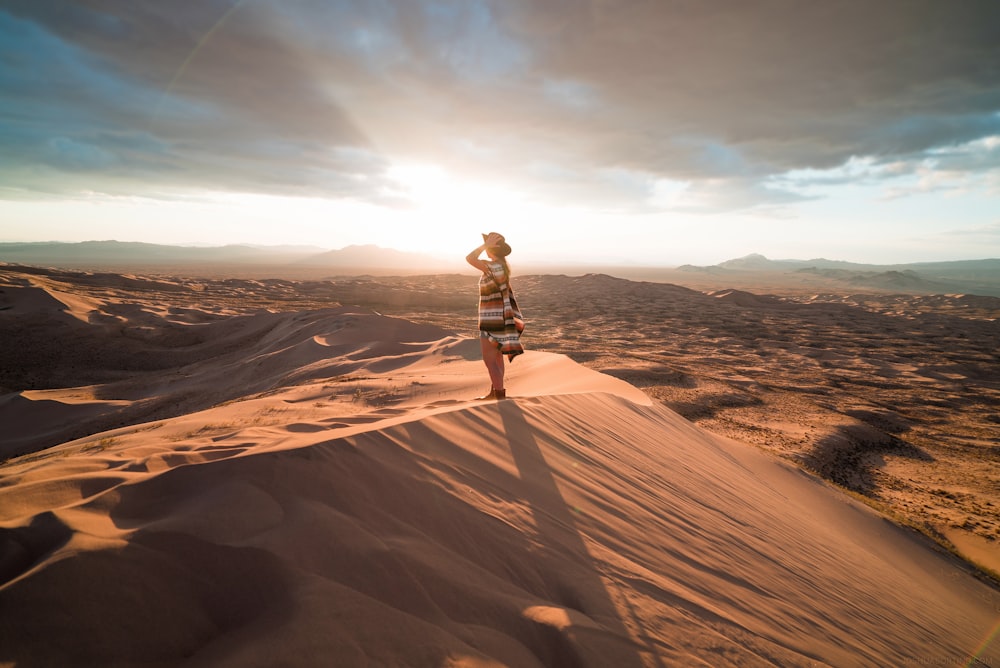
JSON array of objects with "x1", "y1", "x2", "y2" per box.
[
  {"x1": 716, "y1": 253, "x2": 786, "y2": 270},
  {"x1": 685, "y1": 253, "x2": 1000, "y2": 296},
  {"x1": 4, "y1": 242, "x2": 1000, "y2": 294},
  {"x1": 0, "y1": 241, "x2": 321, "y2": 265},
  {"x1": 678, "y1": 254, "x2": 875, "y2": 274},
  {"x1": 298, "y1": 244, "x2": 450, "y2": 271},
  {"x1": 0, "y1": 241, "x2": 455, "y2": 275},
  {"x1": 710, "y1": 253, "x2": 1000, "y2": 275},
  {"x1": 803, "y1": 268, "x2": 953, "y2": 293}
]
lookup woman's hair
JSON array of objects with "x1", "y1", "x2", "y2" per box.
[{"x1": 496, "y1": 257, "x2": 511, "y2": 280}]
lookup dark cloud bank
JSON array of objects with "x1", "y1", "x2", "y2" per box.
[{"x1": 2, "y1": 0, "x2": 999, "y2": 210}]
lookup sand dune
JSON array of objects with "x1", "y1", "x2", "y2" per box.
[{"x1": 2, "y1": 266, "x2": 999, "y2": 666}]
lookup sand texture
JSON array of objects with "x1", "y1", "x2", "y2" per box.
[{"x1": 1, "y1": 264, "x2": 999, "y2": 667}]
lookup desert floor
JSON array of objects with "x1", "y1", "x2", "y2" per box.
[{"x1": 1, "y1": 262, "x2": 998, "y2": 666}]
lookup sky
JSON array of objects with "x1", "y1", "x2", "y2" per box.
[{"x1": 1, "y1": 0, "x2": 999, "y2": 266}]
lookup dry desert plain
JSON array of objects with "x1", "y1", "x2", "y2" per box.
[{"x1": 1, "y1": 261, "x2": 999, "y2": 666}]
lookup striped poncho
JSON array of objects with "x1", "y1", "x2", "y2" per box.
[{"x1": 478, "y1": 261, "x2": 525, "y2": 360}]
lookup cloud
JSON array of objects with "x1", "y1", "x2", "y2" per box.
[
  {"x1": 944, "y1": 222, "x2": 1000, "y2": 239},
  {"x1": 2, "y1": 0, "x2": 999, "y2": 213},
  {"x1": 671, "y1": 177, "x2": 814, "y2": 216},
  {"x1": 874, "y1": 133, "x2": 1000, "y2": 200}
]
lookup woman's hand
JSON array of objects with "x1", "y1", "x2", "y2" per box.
[{"x1": 484, "y1": 232, "x2": 502, "y2": 247}]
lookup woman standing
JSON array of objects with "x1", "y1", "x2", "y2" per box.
[{"x1": 466, "y1": 232, "x2": 525, "y2": 400}]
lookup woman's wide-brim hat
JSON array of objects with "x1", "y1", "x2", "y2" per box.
[{"x1": 482, "y1": 232, "x2": 512, "y2": 257}]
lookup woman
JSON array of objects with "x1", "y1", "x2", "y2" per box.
[{"x1": 466, "y1": 231, "x2": 525, "y2": 400}]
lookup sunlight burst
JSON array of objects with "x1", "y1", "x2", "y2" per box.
[{"x1": 385, "y1": 163, "x2": 532, "y2": 256}]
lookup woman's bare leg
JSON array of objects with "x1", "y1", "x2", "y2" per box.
[{"x1": 481, "y1": 336, "x2": 505, "y2": 391}]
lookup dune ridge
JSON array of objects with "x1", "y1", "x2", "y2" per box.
[{"x1": 2, "y1": 265, "x2": 999, "y2": 666}]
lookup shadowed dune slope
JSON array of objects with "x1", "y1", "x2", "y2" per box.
[{"x1": 1, "y1": 348, "x2": 998, "y2": 666}]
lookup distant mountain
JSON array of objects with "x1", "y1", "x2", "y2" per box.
[
  {"x1": 0, "y1": 240, "x2": 459, "y2": 275},
  {"x1": 694, "y1": 253, "x2": 1000, "y2": 296},
  {"x1": 298, "y1": 244, "x2": 449, "y2": 270},
  {"x1": 0, "y1": 240, "x2": 320, "y2": 266},
  {"x1": 905, "y1": 258, "x2": 1000, "y2": 281},
  {"x1": 716, "y1": 253, "x2": 783, "y2": 270},
  {"x1": 4, "y1": 243, "x2": 999, "y2": 292},
  {"x1": 716, "y1": 254, "x2": 888, "y2": 272},
  {"x1": 793, "y1": 266, "x2": 970, "y2": 293}
]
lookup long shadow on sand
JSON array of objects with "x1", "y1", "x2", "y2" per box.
[{"x1": 497, "y1": 400, "x2": 657, "y2": 668}]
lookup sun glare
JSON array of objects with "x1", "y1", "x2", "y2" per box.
[{"x1": 385, "y1": 162, "x2": 534, "y2": 256}]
